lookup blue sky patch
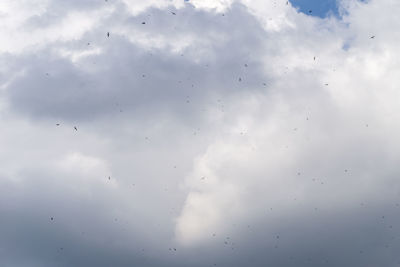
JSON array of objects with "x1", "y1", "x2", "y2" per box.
[{"x1": 289, "y1": 0, "x2": 339, "y2": 18}]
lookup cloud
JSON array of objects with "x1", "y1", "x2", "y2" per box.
[{"x1": 1, "y1": 0, "x2": 400, "y2": 266}]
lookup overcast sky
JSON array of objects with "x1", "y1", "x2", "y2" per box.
[{"x1": 1, "y1": 0, "x2": 400, "y2": 266}]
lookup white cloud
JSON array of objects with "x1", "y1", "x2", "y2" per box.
[{"x1": 1, "y1": 0, "x2": 400, "y2": 266}]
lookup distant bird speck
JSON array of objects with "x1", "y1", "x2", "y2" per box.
[
  {"x1": 74, "y1": 126, "x2": 78, "y2": 131},
  {"x1": 107, "y1": 32, "x2": 110, "y2": 37}
]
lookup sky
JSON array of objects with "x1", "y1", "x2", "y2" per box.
[
  {"x1": 1, "y1": 0, "x2": 400, "y2": 266},
  {"x1": 290, "y1": 0, "x2": 338, "y2": 17}
]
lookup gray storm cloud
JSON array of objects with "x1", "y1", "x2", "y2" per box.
[{"x1": 1, "y1": 0, "x2": 400, "y2": 266}]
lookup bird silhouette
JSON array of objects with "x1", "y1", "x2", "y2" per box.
[
  {"x1": 74, "y1": 126, "x2": 78, "y2": 131},
  {"x1": 107, "y1": 32, "x2": 110, "y2": 37}
]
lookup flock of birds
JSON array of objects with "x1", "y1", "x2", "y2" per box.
[{"x1": 43, "y1": 1, "x2": 384, "y2": 266}]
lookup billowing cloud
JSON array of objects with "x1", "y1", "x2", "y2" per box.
[{"x1": 1, "y1": 0, "x2": 400, "y2": 266}]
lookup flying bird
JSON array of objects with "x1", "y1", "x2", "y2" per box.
[
  {"x1": 74, "y1": 126, "x2": 78, "y2": 131},
  {"x1": 171, "y1": 11, "x2": 176, "y2": 15},
  {"x1": 142, "y1": 22, "x2": 146, "y2": 24},
  {"x1": 107, "y1": 32, "x2": 110, "y2": 37},
  {"x1": 370, "y1": 35, "x2": 375, "y2": 39}
]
